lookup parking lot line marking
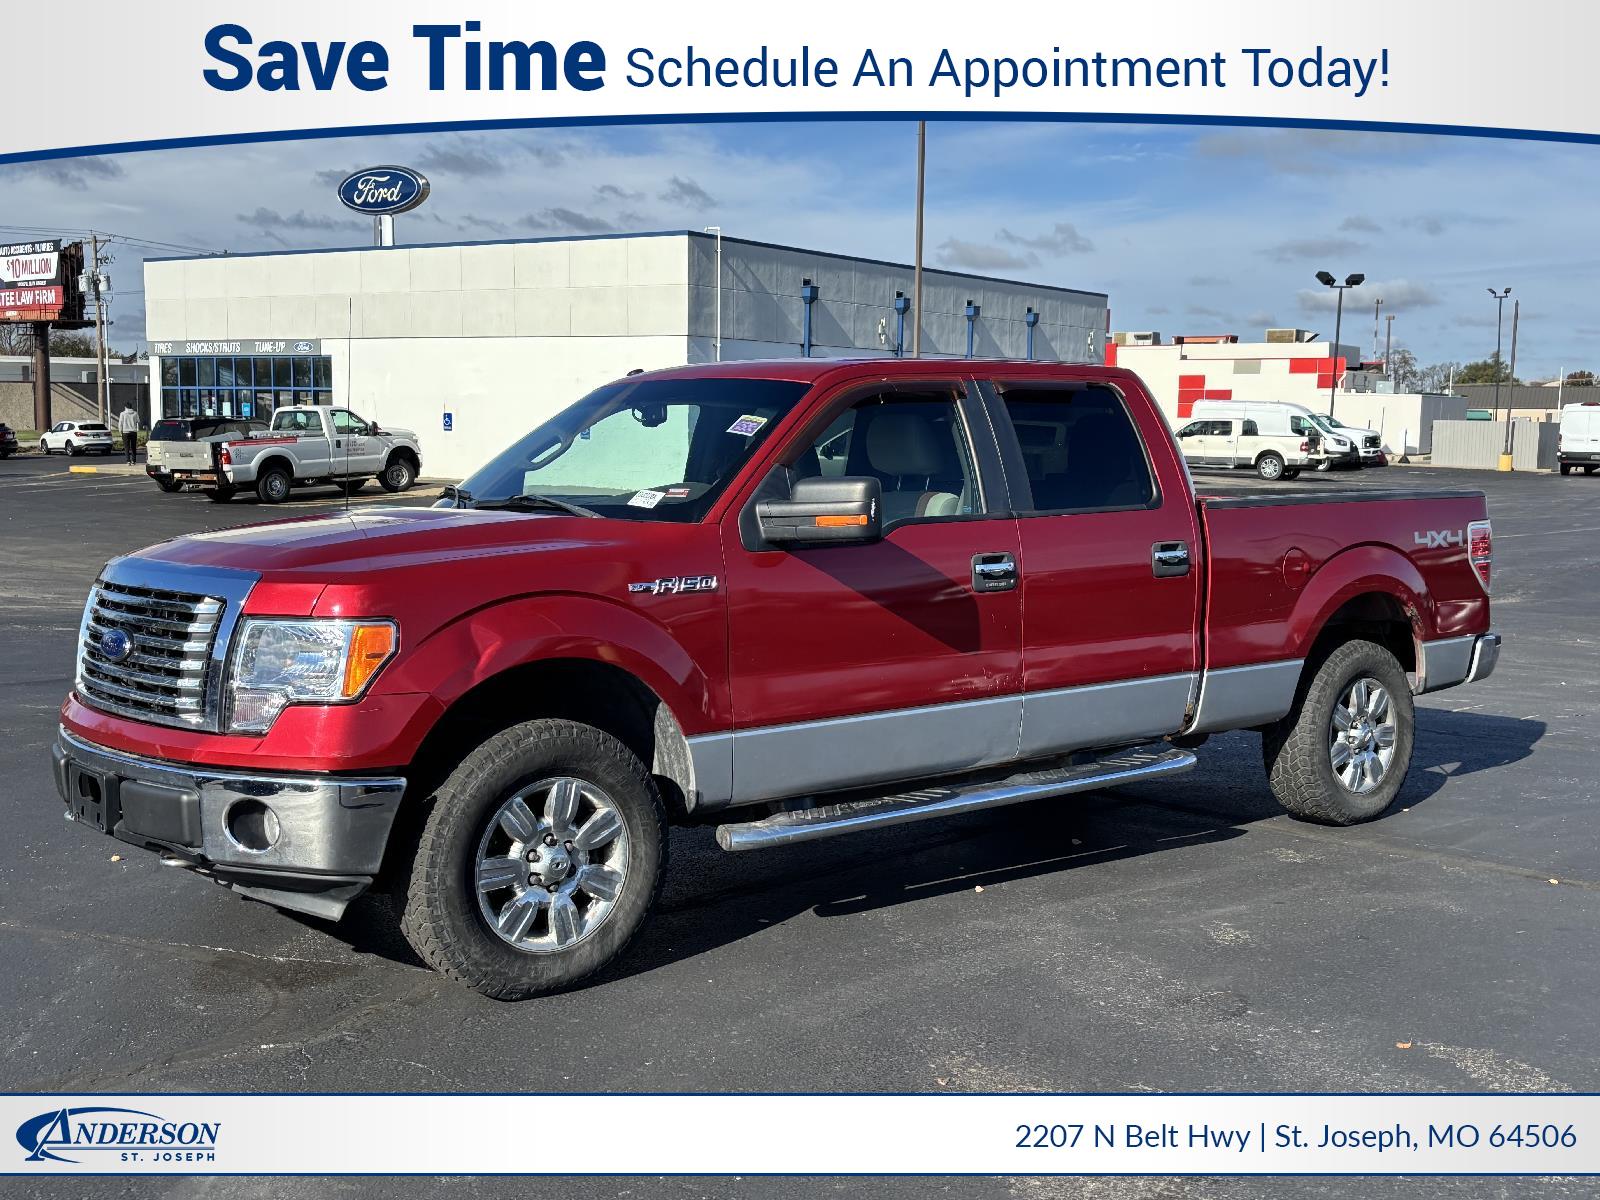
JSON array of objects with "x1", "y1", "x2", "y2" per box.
[{"x1": 1497, "y1": 523, "x2": 1600, "y2": 539}]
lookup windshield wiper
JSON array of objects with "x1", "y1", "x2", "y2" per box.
[{"x1": 474, "y1": 493, "x2": 601, "y2": 518}]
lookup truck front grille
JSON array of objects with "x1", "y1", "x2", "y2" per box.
[
  {"x1": 78, "y1": 580, "x2": 226, "y2": 730},
  {"x1": 1364, "y1": 434, "x2": 1381, "y2": 449}
]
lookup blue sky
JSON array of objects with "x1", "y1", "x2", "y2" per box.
[{"x1": 1, "y1": 119, "x2": 1594, "y2": 379}]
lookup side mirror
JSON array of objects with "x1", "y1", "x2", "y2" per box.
[{"x1": 757, "y1": 476, "x2": 882, "y2": 546}]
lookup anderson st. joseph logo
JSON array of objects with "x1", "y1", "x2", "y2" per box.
[{"x1": 16, "y1": 1106, "x2": 220, "y2": 1164}]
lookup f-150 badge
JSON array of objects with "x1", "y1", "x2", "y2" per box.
[{"x1": 628, "y1": 575, "x2": 719, "y2": 595}]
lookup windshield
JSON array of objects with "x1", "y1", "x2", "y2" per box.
[{"x1": 450, "y1": 377, "x2": 809, "y2": 522}]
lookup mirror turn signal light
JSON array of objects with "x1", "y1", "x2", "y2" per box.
[{"x1": 814, "y1": 514, "x2": 869, "y2": 528}]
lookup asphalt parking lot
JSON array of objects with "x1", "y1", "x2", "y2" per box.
[{"x1": 2, "y1": 454, "x2": 1598, "y2": 1199}]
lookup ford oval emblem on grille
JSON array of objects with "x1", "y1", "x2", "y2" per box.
[{"x1": 98, "y1": 627, "x2": 132, "y2": 662}]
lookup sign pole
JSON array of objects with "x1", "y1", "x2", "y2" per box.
[
  {"x1": 90, "y1": 233, "x2": 109, "y2": 422},
  {"x1": 31, "y1": 321, "x2": 51, "y2": 431}
]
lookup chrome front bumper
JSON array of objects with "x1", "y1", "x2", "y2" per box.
[{"x1": 52, "y1": 728, "x2": 405, "y2": 919}]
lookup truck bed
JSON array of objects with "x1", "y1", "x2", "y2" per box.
[{"x1": 1197, "y1": 487, "x2": 1491, "y2": 673}]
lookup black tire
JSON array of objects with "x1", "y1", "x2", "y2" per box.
[
  {"x1": 1256, "y1": 452, "x2": 1286, "y2": 481},
  {"x1": 256, "y1": 466, "x2": 292, "y2": 504},
  {"x1": 1314, "y1": 458, "x2": 1333, "y2": 472},
  {"x1": 65, "y1": 441, "x2": 78, "y2": 457},
  {"x1": 1282, "y1": 468, "x2": 1301, "y2": 480},
  {"x1": 399, "y1": 719, "x2": 666, "y2": 1000},
  {"x1": 155, "y1": 477, "x2": 184, "y2": 493},
  {"x1": 1560, "y1": 464, "x2": 1573, "y2": 476},
  {"x1": 379, "y1": 455, "x2": 416, "y2": 493},
  {"x1": 1262, "y1": 639, "x2": 1415, "y2": 825},
  {"x1": 203, "y1": 486, "x2": 237, "y2": 503},
  {"x1": 1586, "y1": 466, "x2": 1599, "y2": 476},
  {"x1": 337, "y1": 477, "x2": 370, "y2": 495}
]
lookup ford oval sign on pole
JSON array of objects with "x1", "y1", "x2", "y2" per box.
[{"x1": 336, "y1": 166, "x2": 429, "y2": 247}]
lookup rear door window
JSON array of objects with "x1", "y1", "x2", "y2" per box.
[{"x1": 999, "y1": 386, "x2": 1157, "y2": 513}]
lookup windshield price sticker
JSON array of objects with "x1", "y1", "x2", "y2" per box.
[
  {"x1": 628, "y1": 489, "x2": 666, "y2": 508},
  {"x1": 727, "y1": 414, "x2": 767, "y2": 436}
]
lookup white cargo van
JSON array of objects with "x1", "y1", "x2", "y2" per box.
[
  {"x1": 1559, "y1": 401, "x2": 1600, "y2": 475},
  {"x1": 1172, "y1": 414, "x2": 1313, "y2": 481},
  {"x1": 1188, "y1": 400, "x2": 1360, "y2": 470}
]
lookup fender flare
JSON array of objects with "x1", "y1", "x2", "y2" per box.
[
  {"x1": 1285, "y1": 543, "x2": 1435, "y2": 665},
  {"x1": 385, "y1": 592, "x2": 720, "y2": 737}
]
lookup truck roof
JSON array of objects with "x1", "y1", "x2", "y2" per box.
[{"x1": 633, "y1": 358, "x2": 1133, "y2": 386}]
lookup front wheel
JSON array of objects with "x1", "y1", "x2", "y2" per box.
[
  {"x1": 1256, "y1": 452, "x2": 1286, "y2": 481},
  {"x1": 1281, "y1": 468, "x2": 1301, "y2": 480},
  {"x1": 399, "y1": 719, "x2": 666, "y2": 1000},
  {"x1": 379, "y1": 456, "x2": 416, "y2": 493},
  {"x1": 1263, "y1": 639, "x2": 1415, "y2": 825}
]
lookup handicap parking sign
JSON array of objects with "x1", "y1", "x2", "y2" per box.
[{"x1": 442, "y1": 412, "x2": 453, "y2": 432}]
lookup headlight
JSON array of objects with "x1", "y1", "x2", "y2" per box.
[{"x1": 227, "y1": 618, "x2": 397, "y2": 733}]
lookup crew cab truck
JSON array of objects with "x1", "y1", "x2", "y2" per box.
[
  {"x1": 207, "y1": 405, "x2": 422, "y2": 503},
  {"x1": 52, "y1": 360, "x2": 1501, "y2": 999}
]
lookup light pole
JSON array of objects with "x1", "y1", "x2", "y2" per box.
[
  {"x1": 1315, "y1": 271, "x2": 1365, "y2": 418},
  {"x1": 1487, "y1": 287, "x2": 1512, "y2": 469},
  {"x1": 1384, "y1": 313, "x2": 1394, "y2": 377},
  {"x1": 912, "y1": 121, "x2": 926, "y2": 358},
  {"x1": 1373, "y1": 297, "x2": 1382, "y2": 361}
]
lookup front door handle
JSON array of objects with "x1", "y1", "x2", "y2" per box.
[
  {"x1": 972, "y1": 552, "x2": 1018, "y2": 593},
  {"x1": 1152, "y1": 541, "x2": 1190, "y2": 578}
]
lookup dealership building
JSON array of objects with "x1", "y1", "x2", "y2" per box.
[{"x1": 144, "y1": 231, "x2": 1109, "y2": 478}]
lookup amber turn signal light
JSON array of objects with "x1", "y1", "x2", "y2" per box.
[
  {"x1": 343, "y1": 622, "x2": 397, "y2": 697},
  {"x1": 814, "y1": 514, "x2": 868, "y2": 528}
]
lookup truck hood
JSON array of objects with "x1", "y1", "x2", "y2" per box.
[{"x1": 132, "y1": 506, "x2": 594, "y2": 575}]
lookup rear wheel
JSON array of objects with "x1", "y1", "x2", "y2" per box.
[
  {"x1": 1586, "y1": 466, "x2": 1599, "y2": 476},
  {"x1": 1281, "y1": 468, "x2": 1301, "y2": 480},
  {"x1": 256, "y1": 466, "x2": 292, "y2": 504},
  {"x1": 155, "y1": 477, "x2": 183, "y2": 494},
  {"x1": 202, "y1": 486, "x2": 237, "y2": 503},
  {"x1": 65, "y1": 441, "x2": 78, "y2": 457},
  {"x1": 379, "y1": 455, "x2": 416, "y2": 493},
  {"x1": 1256, "y1": 452, "x2": 1286, "y2": 481},
  {"x1": 1263, "y1": 639, "x2": 1414, "y2": 825},
  {"x1": 336, "y1": 477, "x2": 369, "y2": 495},
  {"x1": 399, "y1": 719, "x2": 666, "y2": 1000}
]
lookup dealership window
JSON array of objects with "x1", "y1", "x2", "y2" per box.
[{"x1": 159, "y1": 354, "x2": 332, "y2": 419}]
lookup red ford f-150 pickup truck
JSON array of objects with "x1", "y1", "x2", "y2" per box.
[{"x1": 53, "y1": 359, "x2": 1501, "y2": 998}]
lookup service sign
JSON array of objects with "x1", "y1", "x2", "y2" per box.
[
  {"x1": 0, "y1": 240, "x2": 62, "y2": 287},
  {"x1": 336, "y1": 166, "x2": 429, "y2": 216}
]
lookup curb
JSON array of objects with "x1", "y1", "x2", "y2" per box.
[{"x1": 68, "y1": 465, "x2": 100, "y2": 474}]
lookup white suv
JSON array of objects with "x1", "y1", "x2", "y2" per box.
[{"x1": 39, "y1": 421, "x2": 115, "y2": 456}]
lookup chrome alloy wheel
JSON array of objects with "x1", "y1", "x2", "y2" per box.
[
  {"x1": 474, "y1": 776, "x2": 629, "y2": 954},
  {"x1": 1329, "y1": 677, "x2": 1398, "y2": 795}
]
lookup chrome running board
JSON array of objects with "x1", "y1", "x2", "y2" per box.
[{"x1": 715, "y1": 746, "x2": 1197, "y2": 852}]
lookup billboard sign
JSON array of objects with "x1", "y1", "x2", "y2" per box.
[
  {"x1": 0, "y1": 285, "x2": 65, "y2": 320},
  {"x1": 0, "y1": 240, "x2": 63, "y2": 287}
]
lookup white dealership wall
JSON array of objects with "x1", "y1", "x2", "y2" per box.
[{"x1": 145, "y1": 232, "x2": 1108, "y2": 480}]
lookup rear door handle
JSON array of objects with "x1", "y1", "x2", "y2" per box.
[
  {"x1": 1152, "y1": 541, "x2": 1190, "y2": 578},
  {"x1": 972, "y1": 552, "x2": 1018, "y2": 593}
]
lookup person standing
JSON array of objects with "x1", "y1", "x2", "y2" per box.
[{"x1": 117, "y1": 405, "x2": 140, "y2": 463}]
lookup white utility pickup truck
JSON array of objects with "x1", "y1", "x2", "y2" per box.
[{"x1": 208, "y1": 405, "x2": 422, "y2": 504}]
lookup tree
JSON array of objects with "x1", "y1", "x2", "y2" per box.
[
  {"x1": 1386, "y1": 346, "x2": 1419, "y2": 391},
  {"x1": 1416, "y1": 360, "x2": 1461, "y2": 393},
  {"x1": 1564, "y1": 370, "x2": 1595, "y2": 388},
  {"x1": 43, "y1": 332, "x2": 98, "y2": 358},
  {"x1": 1454, "y1": 353, "x2": 1518, "y2": 386},
  {"x1": 0, "y1": 327, "x2": 123, "y2": 359}
]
